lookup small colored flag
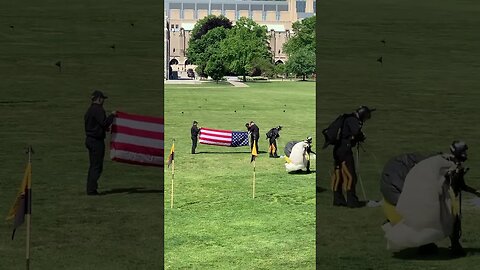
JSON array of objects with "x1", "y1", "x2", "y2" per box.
[
  {"x1": 6, "y1": 162, "x2": 32, "y2": 240},
  {"x1": 167, "y1": 142, "x2": 175, "y2": 168},
  {"x1": 110, "y1": 111, "x2": 164, "y2": 167},
  {"x1": 199, "y1": 127, "x2": 249, "y2": 147},
  {"x1": 251, "y1": 141, "x2": 258, "y2": 163}
]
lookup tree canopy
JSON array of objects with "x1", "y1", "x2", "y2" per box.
[{"x1": 219, "y1": 17, "x2": 272, "y2": 81}]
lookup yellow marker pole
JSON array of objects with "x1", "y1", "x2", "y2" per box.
[
  {"x1": 26, "y1": 146, "x2": 32, "y2": 270},
  {"x1": 170, "y1": 159, "x2": 175, "y2": 209},
  {"x1": 253, "y1": 160, "x2": 256, "y2": 199}
]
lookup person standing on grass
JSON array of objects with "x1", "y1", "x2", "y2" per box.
[
  {"x1": 191, "y1": 121, "x2": 200, "y2": 154},
  {"x1": 329, "y1": 106, "x2": 374, "y2": 208},
  {"x1": 84, "y1": 90, "x2": 115, "y2": 196},
  {"x1": 266, "y1": 126, "x2": 282, "y2": 158},
  {"x1": 248, "y1": 121, "x2": 260, "y2": 153}
]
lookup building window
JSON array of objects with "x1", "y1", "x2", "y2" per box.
[
  {"x1": 313, "y1": 1, "x2": 317, "y2": 13},
  {"x1": 173, "y1": 48, "x2": 176, "y2": 53},
  {"x1": 296, "y1": 1, "x2": 306, "y2": 13}
]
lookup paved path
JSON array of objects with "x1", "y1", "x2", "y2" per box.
[{"x1": 226, "y1": 77, "x2": 249, "y2": 87}]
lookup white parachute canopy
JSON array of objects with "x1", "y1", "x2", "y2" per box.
[
  {"x1": 285, "y1": 141, "x2": 310, "y2": 172},
  {"x1": 382, "y1": 154, "x2": 457, "y2": 251}
]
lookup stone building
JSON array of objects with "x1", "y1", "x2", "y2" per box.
[{"x1": 164, "y1": 0, "x2": 315, "y2": 79}]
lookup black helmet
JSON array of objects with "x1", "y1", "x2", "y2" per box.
[
  {"x1": 450, "y1": 140, "x2": 468, "y2": 162},
  {"x1": 277, "y1": 125, "x2": 282, "y2": 130},
  {"x1": 306, "y1": 136, "x2": 313, "y2": 143},
  {"x1": 356, "y1": 106, "x2": 376, "y2": 121}
]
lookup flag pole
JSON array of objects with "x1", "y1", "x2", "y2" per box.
[
  {"x1": 170, "y1": 140, "x2": 175, "y2": 209},
  {"x1": 26, "y1": 146, "x2": 32, "y2": 270}
]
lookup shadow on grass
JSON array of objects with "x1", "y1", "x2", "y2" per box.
[
  {"x1": 316, "y1": 186, "x2": 327, "y2": 193},
  {"x1": 0, "y1": 99, "x2": 48, "y2": 104},
  {"x1": 101, "y1": 187, "x2": 163, "y2": 195},
  {"x1": 196, "y1": 151, "x2": 268, "y2": 154},
  {"x1": 288, "y1": 170, "x2": 316, "y2": 175},
  {"x1": 393, "y1": 247, "x2": 480, "y2": 261}
]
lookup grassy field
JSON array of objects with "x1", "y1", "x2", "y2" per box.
[
  {"x1": 0, "y1": 1, "x2": 163, "y2": 269},
  {"x1": 317, "y1": 0, "x2": 480, "y2": 269},
  {"x1": 164, "y1": 81, "x2": 316, "y2": 269}
]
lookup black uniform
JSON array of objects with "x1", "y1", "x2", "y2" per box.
[
  {"x1": 191, "y1": 125, "x2": 200, "y2": 154},
  {"x1": 331, "y1": 115, "x2": 365, "y2": 207},
  {"x1": 267, "y1": 128, "x2": 280, "y2": 157},
  {"x1": 249, "y1": 123, "x2": 260, "y2": 152},
  {"x1": 84, "y1": 104, "x2": 114, "y2": 194}
]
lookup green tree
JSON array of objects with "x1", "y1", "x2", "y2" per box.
[
  {"x1": 283, "y1": 15, "x2": 316, "y2": 54},
  {"x1": 274, "y1": 63, "x2": 286, "y2": 79},
  {"x1": 285, "y1": 48, "x2": 315, "y2": 81},
  {"x1": 188, "y1": 26, "x2": 229, "y2": 78},
  {"x1": 283, "y1": 16, "x2": 316, "y2": 81},
  {"x1": 250, "y1": 57, "x2": 274, "y2": 77},
  {"x1": 190, "y1": 15, "x2": 232, "y2": 40},
  {"x1": 205, "y1": 54, "x2": 227, "y2": 83},
  {"x1": 186, "y1": 15, "x2": 232, "y2": 78},
  {"x1": 220, "y1": 17, "x2": 272, "y2": 82}
]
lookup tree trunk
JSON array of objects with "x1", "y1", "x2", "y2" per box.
[
  {"x1": 243, "y1": 74, "x2": 246, "y2": 82},
  {"x1": 302, "y1": 74, "x2": 306, "y2": 81}
]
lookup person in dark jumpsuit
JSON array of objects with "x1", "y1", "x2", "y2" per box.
[
  {"x1": 267, "y1": 126, "x2": 282, "y2": 158},
  {"x1": 331, "y1": 106, "x2": 374, "y2": 208},
  {"x1": 443, "y1": 141, "x2": 480, "y2": 257},
  {"x1": 248, "y1": 121, "x2": 260, "y2": 153},
  {"x1": 84, "y1": 90, "x2": 115, "y2": 195},
  {"x1": 191, "y1": 121, "x2": 200, "y2": 154},
  {"x1": 305, "y1": 136, "x2": 316, "y2": 172}
]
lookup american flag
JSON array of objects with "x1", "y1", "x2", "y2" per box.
[
  {"x1": 110, "y1": 111, "x2": 164, "y2": 167},
  {"x1": 199, "y1": 127, "x2": 249, "y2": 147}
]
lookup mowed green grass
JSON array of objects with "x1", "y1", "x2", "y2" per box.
[
  {"x1": 318, "y1": 0, "x2": 480, "y2": 269},
  {"x1": 0, "y1": 1, "x2": 163, "y2": 269},
  {"x1": 164, "y1": 81, "x2": 315, "y2": 269}
]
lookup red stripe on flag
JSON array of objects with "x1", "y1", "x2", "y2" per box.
[
  {"x1": 111, "y1": 142, "x2": 164, "y2": 156},
  {"x1": 112, "y1": 125, "x2": 164, "y2": 140},
  {"x1": 116, "y1": 111, "x2": 164, "y2": 124},
  {"x1": 199, "y1": 133, "x2": 231, "y2": 139}
]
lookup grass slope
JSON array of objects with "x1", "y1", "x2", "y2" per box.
[
  {"x1": 0, "y1": 1, "x2": 163, "y2": 269},
  {"x1": 164, "y1": 81, "x2": 316, "y2": 269},
  {"x1": 317, "y1": 0, "x2": 480, "y2": 269}
]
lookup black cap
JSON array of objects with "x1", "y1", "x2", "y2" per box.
[
  {"x1": 91, "y1": 90, "x2": 108, "y2": 100},
  {"x1": 193, "y1": 121, "x2": 198, "y2": 125}
]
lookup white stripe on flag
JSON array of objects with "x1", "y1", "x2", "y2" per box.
[
  {"x1": 115, "y1": 118, "x2": 164, "y2": 133},
  {"x1": 112, "y1": 133, "x2": 163, "y2": 149}
]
